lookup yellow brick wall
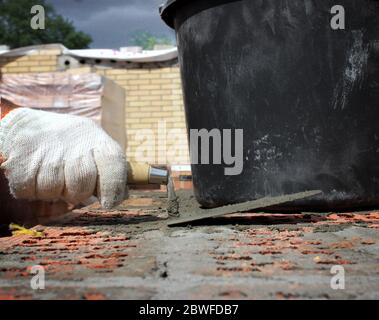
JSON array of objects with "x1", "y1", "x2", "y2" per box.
[
  {"x1": 0, "y1": 50, "x2": 59, "y2": 74},
  {"x1": 0, "y1": 49, "x2": 189, "y2": 165},
  {"x1": 98, "y1": 67, "x2": 189, "y2": 165}
]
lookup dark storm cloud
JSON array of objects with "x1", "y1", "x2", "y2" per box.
[{"x1": 46, "y1": 0, "x2": 175, "y2": 48}]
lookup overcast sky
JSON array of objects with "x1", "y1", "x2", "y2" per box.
[{"x1": 46, "y1": 0, "x2": 175, "y2": 49}]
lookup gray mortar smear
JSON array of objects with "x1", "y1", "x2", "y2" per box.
[
  {"x1": 332, "y1": 30, "x2": 369, "y2": 110},
  {"x1": 166, "y1": 175, "x2": 179, "y2": 217},
  {"x1": 167, "y1": 190, "x2": 322, "y2": 226},
  {"x1": 62, "y1": 189, "x2": 323, "y2": 239}
]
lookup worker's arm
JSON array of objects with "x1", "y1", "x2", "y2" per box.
[{"x1": 0, "y1": 107, "x2": 128, "y2": 209}]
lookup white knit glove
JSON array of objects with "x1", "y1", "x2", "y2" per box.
[{"x1": 0, "y1": 108, "x2": 128, "y2": 209}]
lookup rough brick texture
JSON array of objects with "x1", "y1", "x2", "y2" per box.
[{"x1": 0, "y1": 191, "x2": 378, "y2": 300}]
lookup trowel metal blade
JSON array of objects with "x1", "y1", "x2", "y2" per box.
[{"x1": 167, "y1": 190, "x2": 322, "y2": 227}]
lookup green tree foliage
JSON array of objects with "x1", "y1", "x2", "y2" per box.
[
  {"x1": 0, "y1": 0, "x2": 92, "y2": 49},
  {"x1": 130, "y1": 31, "x2": 173, "y2": 50}
]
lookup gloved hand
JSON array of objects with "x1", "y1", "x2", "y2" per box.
[{"x1": 0, "y1": 108, "x2": 128, "y2": 209}]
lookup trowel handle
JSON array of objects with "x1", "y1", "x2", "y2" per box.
[{"x1": 127, "y1": 162, "x2": 168, "y2": 185}]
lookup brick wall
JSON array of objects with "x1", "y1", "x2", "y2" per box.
[
  {"x1": 98, "y1": 67, "x2": 189, "y2": 165},
  {"x1": 0, "y1": 49, "x2": 189, "y2": 165},
  {"x1": 0, "y1": 49, "x2": 59, "y2": 73}
]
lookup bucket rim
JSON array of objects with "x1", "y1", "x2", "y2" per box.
[
  {"x1": 159, "y1": 0, "x2": 188, "y2": 29},
  {"x1": 160, "y1": 0, "x2": 242, "y2": 29}
]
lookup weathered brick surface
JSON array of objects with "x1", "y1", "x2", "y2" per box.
[{"x1": 0, "y1": 191, "x2": 378, "y2": 300}]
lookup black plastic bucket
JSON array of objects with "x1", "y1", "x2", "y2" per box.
[{"x1": 161, "y1": 0, "x2": 379, "y2": 210}]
